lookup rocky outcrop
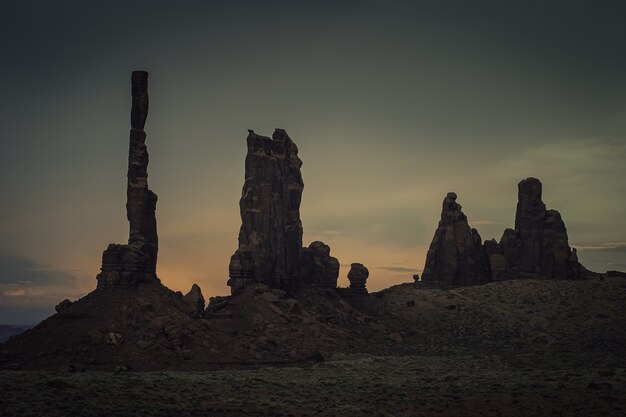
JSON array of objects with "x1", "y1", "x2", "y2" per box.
[
  {"x1": 421, "y1": 193, "x2": 489, "y2": 287},
  {"x1": 183, "y1": 284, "x2": 205, "y2": 316},
  {"x1": 228, "y1": 129, "x2": 305, "y2": 294},
  {"x1": 515, "y1": 177, "x2": 546, "y2": 276},
  {"x1": 300, "y1": 241, "x2": 340, "y2": 288},
  {"x1": 422, "y1": 178, "x2": 596, "y2": 286},
  {"x1": 486, "y1": 178, "x2": 587, "y2": 281},
  {"x1": 96, "y1": 71, "x2": 159, "y2": 289},
  {"x1": 348, "y1": 263, "x2": 369, "y2": 294},
  {"x1": 55, "y1": 299, "x2": 72, "y2": 313}
]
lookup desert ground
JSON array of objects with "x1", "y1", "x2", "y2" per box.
[
  {"x1": 1, "y1": 353, "x2": 625, "y2": 416},
  {"x1": 2, "y1": 277, "x2": 626, "y2": 416}
]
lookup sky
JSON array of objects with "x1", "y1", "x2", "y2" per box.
[{"x1": 1, "y1": 0, "x2": 625, "y2": 324}]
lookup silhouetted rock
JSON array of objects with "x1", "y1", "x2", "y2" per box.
[
  {"x1": 183, "y1": 284, "x2": 205, "y2": 316},
  {"x1": 515, "y1": 177, "x2": 546, "y2": 276},
  {"x1": 485, "y1": 178, "x2": 590, "y2": 280},
  {"x1": 484, "y1": 239, "x2": 510, "y2": 281},
  {"x1": 421, "y1": 192, "x2": 489, "y2": 287},
  {"x1": 55, "y1": 299, "x2": 72, "y2": 312},
  {"x1": 228, "y1": 129, "x2": 304, "y2": 294},
  {"x1": 97, "y1": 71, "x2": 159, "y2": 289},
  {"x1": 498, "y1": 228, "x2": 522, "y2": 279},
  {"x1": 541, "y1": 209, "x2": 573, "y2": 278},
  {"x1": 348, "y1": 263, "x2": 369, "y2": 294},
  {"x1": 300, "y1": 241, "x2": 340, "y2": 288}
]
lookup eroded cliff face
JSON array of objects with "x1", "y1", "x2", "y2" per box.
[
  {"x1": 228, "y1": 129, "x2": 305, "y2": 293},
  {"x1": 300, "y1": 241, "x2": 340, "y2": 288},
  {"x1": 421, "y1": 192, "x2": 489, "y2": 287},
  {"x1": 228, "y1": 130, "x2": 340, "y2": 294},
  {"x1": 96, "y1": 71, "x2": 159, "y2": 289}
]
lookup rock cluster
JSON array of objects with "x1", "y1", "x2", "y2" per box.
[
  {"x1": 485, "y1": 178, "x2": 583, "y2": 281},
  {"x1": 422, "y1": 178, "x2": 592, "y2": 287},
  {"x1": 421, "y1": 192, "x2": 489, "y2": 287},
  {"x1": 228, "y1": 129, "x2": 338, "y2": 293},
  {"x1": 300, "y1": 241, "x2": 340, "y2": 288},
  {"x1": 348, "y1": 263, "x2": 369, "y2": 294},
  {"x1": 96, "y1": 71, "x2": 159, "y2": 289}
]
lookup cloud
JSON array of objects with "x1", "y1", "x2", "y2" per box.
[
  {"x1": 0, "y1": 252, "x2": 84, "y2": 324},
  {"x1": 1, "y1": 288, "x2": 27, "y2": 297},
  {"x1": 376, "y1": 266, "x2": 420, "y2": 273},
  {"x1": 575, "y1": 244, "x2": 626, "y2": 274},
  {"x1": 0, "y1": 253, "x2": 78, "y2": 287},
  {"x1": 307, "y1": 230, "x2": 345, "y2": 236},
  {"x1": 304, "y1": 207, "x2": 429, "y2": 246},
  {"x1": 574, "y1": 244, "x2": 626, "y2": 252}
]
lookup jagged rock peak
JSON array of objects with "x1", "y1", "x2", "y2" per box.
[
  {"x1": 300, "y1": 241, "x2": 340, "y2": 288},
  {"x1": 96, "y1": 71, "x2": 159, "y2": 289},
  {"x1": 183, "y1": 284, "x2": 205, "y2": 316},
  {"x1": 421, "y1": 192, "x2": 489, "y2": 288},
  {"x1": 228, "y1": 129, "x2": 304, "y2": 294},
  {"x1": 440, "y1": 192, "x2": 467, "y2": 225}
]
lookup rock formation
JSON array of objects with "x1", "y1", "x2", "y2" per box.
[
  {"x1": 228, "y1": 129, "x2": 304, "y2": 293},
  {"x1": 300, "y1": 241, "x2": 340, "y2": 288},
  {"x1": 421, "y1": 192, "x2": 490, "y2": 287},
  {"x1": 227, "y1": 129, "x2": 343, "y2": 294},
  {"x1": 96, "y1": 71, "x2": 159, "y2": 289},
  {"x1": 183, "y1": 284, "x2": 205, "y2": 316},
  {"x1": 422, "y1": 179, "x2": 595, "y2": 286},
  {"x1": 348, "y1": 263, "x2": 369, "y2": 294},
  {"x1": 485, "y1": 178, "x2": 587, "y2": 281}
]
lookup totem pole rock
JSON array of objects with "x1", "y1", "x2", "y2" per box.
[
  {"x1": 348, "y1": 263, "x2": 369, "y2": 294},
  {"x1": 421, "y1": 192, "x2": 489, "y2": 287},
  {"x1": 96, "y1": 71, "x2": 159, "y2": 289},
  {"x1": 228, "y1": 129, "x2": 304, "y2": 294},
  {"x1": 299, "y1": 241, "x2": 340, "y2": 288}
]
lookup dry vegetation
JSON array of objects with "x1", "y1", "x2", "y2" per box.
[{"x1": 2, "y1": 353, "x2": 625, "y2": 416}]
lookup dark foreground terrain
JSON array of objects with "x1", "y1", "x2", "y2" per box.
[
  {"x1": 2, "y1": 353, "x2": 625, "y2": 416},
  {"x1": 2, "y1": 277, "x2": 626, "y2": 416}
]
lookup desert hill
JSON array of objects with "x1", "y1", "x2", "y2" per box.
[{"x1": 2, "y1": 276, "x2": 625, "y2": 372}]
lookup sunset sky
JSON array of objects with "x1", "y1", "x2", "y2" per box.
[{"x1": 1, "y1": 1, "x2": 625, "y2": 323}]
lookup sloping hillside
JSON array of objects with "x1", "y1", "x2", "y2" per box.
[{"x1": 2, "y1": 276, "x2": 625, "y2": 371}]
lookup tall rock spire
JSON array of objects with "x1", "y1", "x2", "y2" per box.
[
  {"x1": 502, "y1": 177, "x2": 579, "y2": 279},
  {"x1": 96, "y1": 71, "x2": 159, "y2": 288},
  {"x1": 514, "y1": 177, "x2": 546, "y2": 275},
  {"x1": 126, "y1": 71, "x2": 158, "y2": 263}
]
